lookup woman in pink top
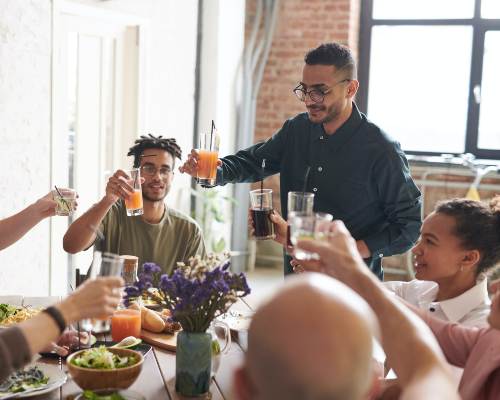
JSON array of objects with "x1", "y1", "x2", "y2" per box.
[
  {"x1": 398, "y1": 196, "x2": 500, "y2": 399},
  {"x1": 419, "y1": 292, "x2": 500, "y2": 400}
]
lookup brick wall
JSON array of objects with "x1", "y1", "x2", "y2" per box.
[
  {"x1": 247, "y1": 2, "x2": 500, "y2": 280},
  {"x1": 247, "y1": 0, "x2": 361, "y2": 211}
]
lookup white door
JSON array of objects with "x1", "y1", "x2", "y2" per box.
[{"x1": 51, "y1": 3, "x2": 146, "y2": 295}]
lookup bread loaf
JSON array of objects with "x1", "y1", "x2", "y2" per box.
[{"x1": 142, "y1": 307, "x2": 165, "y2": 333}]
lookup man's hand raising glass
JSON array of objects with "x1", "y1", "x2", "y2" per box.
[{"x1": 179, "y1": 149, "x2": 222, "y2": 178}]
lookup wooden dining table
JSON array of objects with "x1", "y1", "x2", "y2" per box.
[{"x1": 3, "y1": 296, "x2": 254, "y2": 400}]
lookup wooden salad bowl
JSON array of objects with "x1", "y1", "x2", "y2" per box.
[{"x1": 66, "y1": 347, "x2": 143, "y2": 390}]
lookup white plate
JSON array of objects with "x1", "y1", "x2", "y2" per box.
[{"x1": 0, "y1": 363, "x2": 67, "y2": 399}]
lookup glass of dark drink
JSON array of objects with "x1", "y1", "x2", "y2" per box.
[{"x1": 249, "y1": 189, "x2": 275, "y2": 240}]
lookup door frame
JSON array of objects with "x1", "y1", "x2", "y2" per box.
[{"x1": 50, "y1": 0, "x2": 149, "y2": 294}]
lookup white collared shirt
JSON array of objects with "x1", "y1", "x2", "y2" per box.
[{"x1": 383, "y1": 275, "x2": 491, "y2": 327}]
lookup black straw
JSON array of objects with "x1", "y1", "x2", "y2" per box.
[
  {"x1": 54, "y1": 185, "x2": 70, "y2": 212},
  {"x1": 301, "y1": 166, "x2": 311, "y2": 211},
  {"x1": 302, "y1": 166, "x2": 311, "y2": 194},
  {"x1": 211, "y1": 120, "x2": 216, "y2": 135},
  {"x1": 132, "y1": 169, "x2": 138, "y2": 190},
  {"x1": 260, "y1": 159, "x2": 266, "y2": 210}
]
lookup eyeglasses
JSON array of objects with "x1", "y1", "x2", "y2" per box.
[
  {"x1": 293, "y1": 79, "x2": 351, "y2": 103},
  {"x1": 140, "y1": 164, "x2": 172, "y2": 177}
]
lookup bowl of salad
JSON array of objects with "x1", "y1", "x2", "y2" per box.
[{"x1": 67, "y1": 346, "x2": 143, "y2": 391}]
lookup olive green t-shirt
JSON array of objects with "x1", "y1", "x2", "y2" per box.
[{"x1": 95, "y1": 200, "x2": 206, "y2": 275}]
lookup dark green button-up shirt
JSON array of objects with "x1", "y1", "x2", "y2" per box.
[{"x1": 217, "y1": 103, "x2": 421, "y2": 279}]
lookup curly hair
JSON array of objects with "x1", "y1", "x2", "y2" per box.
[
  {"x1": 435, "y1": 196, "x2": 500, "y2": 275},
  {"x1": 127, "y1": 134, "x2": 182, "y2": 168}
]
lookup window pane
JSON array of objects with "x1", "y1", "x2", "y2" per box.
[
  {"x1": 478, "y1": 31, "x2": 500, "y2": 150},
  {"x1": 367, "y1": 26, "x2": 472, "y2": 153},
  {"x1": 373, "y1": 0, "x2": 474, "y2": 19},
  {"x1": 482, "y1": 0, "x2": 500, "y2": 19}
]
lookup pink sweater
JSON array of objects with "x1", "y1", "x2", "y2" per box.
[{"x1": 425, "y1": 314, "x2": 500, "y2": 400}]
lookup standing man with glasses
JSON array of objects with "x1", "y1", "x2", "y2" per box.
[
  {"x1": 64, "y1": 134, "x2": 206, "y2": 274},
  {"x1": 180, "y1": 42, "x2": 421, "y2": 279}
]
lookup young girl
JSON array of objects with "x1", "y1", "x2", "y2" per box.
[
  {"x1": 384, "y1": 196, "x2": 500, "y2": 327},
  {"x1": 296, "y1": 212, "x2": 500, "y2": 400}
]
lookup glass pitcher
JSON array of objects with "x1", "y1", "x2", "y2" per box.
[{"x1": 209, "y1": 320, "x2": 231, "y2": 376}]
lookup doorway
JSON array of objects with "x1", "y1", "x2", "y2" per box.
[{"x1": 50, "y1": 1, "x2": 147, "y2": 294}]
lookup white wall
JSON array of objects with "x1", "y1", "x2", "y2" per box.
[
  {"x1": 0, "y1": 0, "x2": 52, "y2": 295},
  {"x1": 0, "y1": 0, "x2": 198, "y2": 295}
]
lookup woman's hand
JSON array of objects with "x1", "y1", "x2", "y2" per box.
[
  {"x1": 56, "y1": 276, "x2": 124, "y2": 323},
  {"x1": 296, "y1": 220, "x2": 367, "y2": 280},
  {"x1": 42, "y1": 329, "x2": 90, "y2": 356},
  {"x1": 32, "y1": 192, "x2": 58, "y2": 219}
]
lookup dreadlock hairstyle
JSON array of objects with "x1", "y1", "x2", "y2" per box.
[{"x1": 127, "y1": 134, "x2": 182, "y2": 168}]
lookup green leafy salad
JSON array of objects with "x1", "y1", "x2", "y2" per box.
[
  {"x1": 81, "y1": 390, "x2": 126, "y2": 400},
  {"x1": 0, "y1": 304, "x2": 17, "y2": 323},
  {"x1": 0, "y1": 366, "x2": 49, "y2": 394},
  {"x1": 71, "y1": 346, "x2": 137, "y2": 369}
]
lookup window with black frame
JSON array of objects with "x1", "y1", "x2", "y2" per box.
[{"x1": 358, "y1": 0, "x2": 500, "y2": 159}]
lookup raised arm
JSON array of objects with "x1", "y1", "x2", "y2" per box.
[
  {"x1": 63, "y1": 170, "x2": 134, "y2": 253},
  {"x1": 0, "y1": 276, "x2": 123, "y2": 381},
  {"x1": 405, "y1": 300, "x2": 483, "y2": 368},
  {"x1": 0, "y1": 192, "x2": 57, "y2": 251},
  {"x1": 180, "y1": 119, "x2": 290, "y2": 185},
  {"x1": 63, "y1": 197, "x2": 113, "y2": 253},
  {"x1": 298, "y1": 222, "x2": 459, "y2": 399}
]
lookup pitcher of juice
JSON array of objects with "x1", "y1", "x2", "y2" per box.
[{"x1": 196, "y1": 131, "x2": 220, "y2": 187}]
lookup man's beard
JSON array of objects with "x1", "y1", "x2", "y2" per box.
[
  {"x1": 307, "y1": 103, "x2": 339, "y2": 124},
  {"x1": 319, "y1": 104, "x2": 339, "y2": 124},
  {"x1": 142, "y1": 187, "x2": 169, "y2": 203}
]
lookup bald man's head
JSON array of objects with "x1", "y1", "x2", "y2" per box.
[{"x1": 236, "y1": 273, "x2": 379, "y2": 400}]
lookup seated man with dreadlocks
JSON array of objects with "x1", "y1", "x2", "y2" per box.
[{"x1": 63, "y1": 135, "x2": 206, "y2": 274}]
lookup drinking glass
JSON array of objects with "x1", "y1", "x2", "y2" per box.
[
  {"x1": 289, "y1": 212, "x2": 333, "y2": 260},
  {"x1": 249, "y1": 189, "x2": 275, "y2": 240},
  {"x1": 287, "y1": 191, "x2": 315, "y2": 246},
  {"x1": 53, "y1": 188, "x2": 77, "y2": 216},
  {"x1": 196, "y1": 132, "x2": 219, "y2": 187},
  {"x1": 124, "y1": 168, "x2": 143, "y2": 216},
  {"x1": 81, "y1": 252, "x2": 124, "y2": 334},
  {"x1": 111, "y1": 309, "x2": 142, "y2": 342},
  {"x1": 120, "y1": 255, "x2": 139, "y2": 286}
]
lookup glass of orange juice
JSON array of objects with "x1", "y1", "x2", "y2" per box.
[
  {"x1": 196, "y1": 132, "x2": 219, "y2": 187},
  {"x1": 111, "y1": 309, "x2": 142, "y2": 342},
  {"x1": 124, "y1": 168, "x2": 143, "y2": 216}
]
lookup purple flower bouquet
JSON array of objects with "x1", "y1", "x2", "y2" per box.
[{"x1": 124, "y1": 253, "x2": 251, "y2": 333}]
